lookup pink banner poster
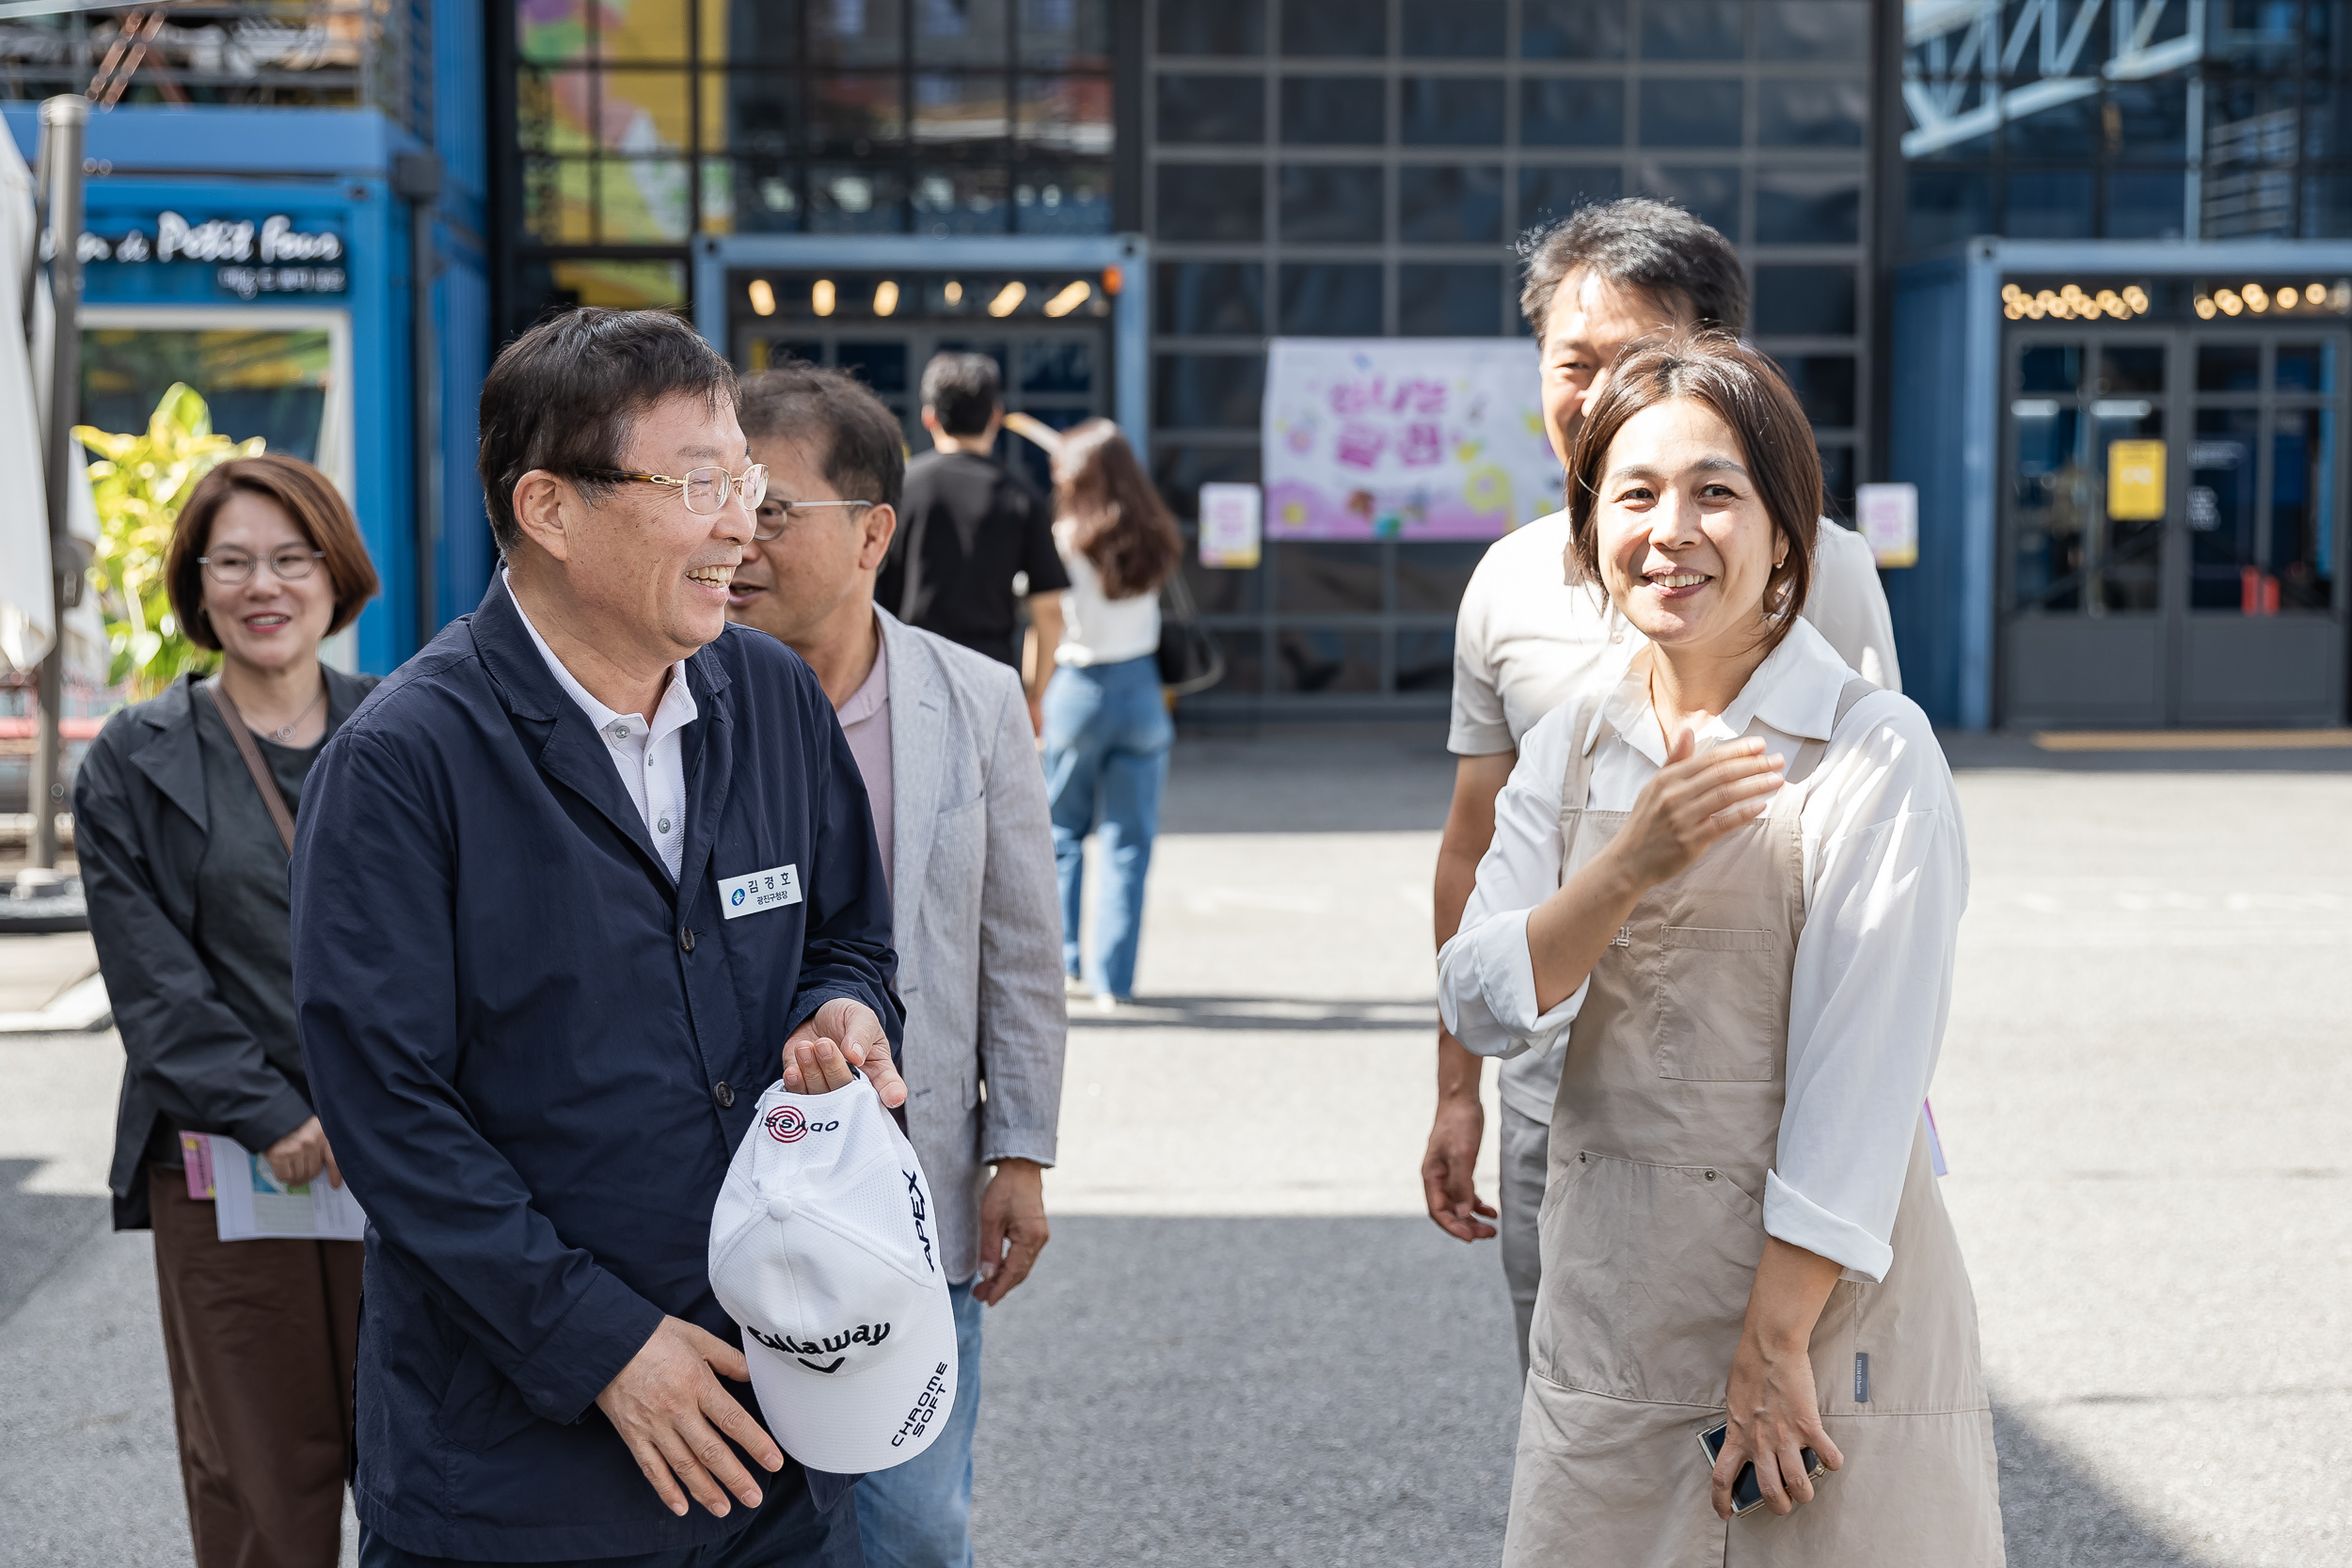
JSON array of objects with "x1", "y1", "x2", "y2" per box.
[{"x1": 1262, "y1": 339, "x2": 1563, "y2": 541}]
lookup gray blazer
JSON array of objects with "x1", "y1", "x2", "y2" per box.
[{"x1": 878, "y1": 608, "x2": 1066, "y2": 1284}]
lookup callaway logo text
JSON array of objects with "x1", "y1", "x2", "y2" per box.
[
  {"x1": 745, "y1": 1321, "x2": 892, "y2": 1374},
  {"x1": 890, "y1": 1361, "x2": 953, "y2": 1448}
]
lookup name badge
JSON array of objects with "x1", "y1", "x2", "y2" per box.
[{"x1": 720, "y1": 864, "x2": 802, "y2": 919}]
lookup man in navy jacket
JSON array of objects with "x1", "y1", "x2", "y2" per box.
[{"x1": 292, "y1": 309, "x2": 903, "y2": 1565}]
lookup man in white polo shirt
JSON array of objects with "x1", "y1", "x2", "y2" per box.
[{"x1": 1421, "y1": 198, "x2": 1902, "y2": 1376}]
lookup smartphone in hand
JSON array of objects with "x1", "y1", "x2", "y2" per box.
[{"x1": 1697, "y1": 1421, "x2": 1828, "y2": 1517}]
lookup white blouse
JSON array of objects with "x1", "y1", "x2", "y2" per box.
[
  {"x1": 1052, "y1": 518, "x2": 1162, "y2": 668},
  {"x1": 1436, "y1": 617, "x2": 1968, "y2": 1283}
]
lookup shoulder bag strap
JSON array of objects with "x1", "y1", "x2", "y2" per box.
[
  {"x1": 1551, "y1": 688, "x2": 1613, "y2": 870},
  {"x1": 206, "y1": 678, "x2": 298, "y2": 854}
]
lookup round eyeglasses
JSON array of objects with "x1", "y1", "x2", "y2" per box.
[
  {"x1": 752, "y1": 499, "x2": 874, "y2": 542},
  {"x1": 198, "y1": 546, "x2": 325, "y2": 586},
  {"x1": 588, "y1": 463, "x2": 770, "y2": 516}
]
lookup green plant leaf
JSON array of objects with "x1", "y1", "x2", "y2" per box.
[{"x1": 82, "y1": 385, "x2": 261, "y2": 696}]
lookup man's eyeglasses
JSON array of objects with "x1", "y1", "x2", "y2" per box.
[
  {"x1": 587, "y1": 464, "x2": 770, "y2": 516},
  {"x1": 199, "y1": 546, "x2": 325, "y2": 585},
  {"x1": 752, "y1": 499, "x2": 874, "y2": 542}
]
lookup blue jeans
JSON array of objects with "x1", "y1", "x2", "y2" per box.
[
  {"x1": 1040, "y1": 657, "x2": 1172, "y2": 1000},
  {"x1": 852, "y1": 1281, "x2": 982, "y2": 1568}
]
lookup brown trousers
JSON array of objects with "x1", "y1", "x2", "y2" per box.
[{"x1": 149, "y1": 1164, "x2": 364, "y2": 1568}]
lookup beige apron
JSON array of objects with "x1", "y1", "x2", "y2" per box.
[{"x1": 1502, "y1": 683, "x2": 2005, "y2": 1568}]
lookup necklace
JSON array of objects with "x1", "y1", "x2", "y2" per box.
[{"x1": 251, "y1": 682, "x2": 326, "y2": 743}]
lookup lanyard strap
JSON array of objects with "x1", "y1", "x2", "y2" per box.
[{"x1": 206, "y1": 678, "x2": 299, "y2": 854}]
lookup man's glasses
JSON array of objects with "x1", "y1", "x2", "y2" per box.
[
  {"x1": 198, "y1": 546, "x2": 325, "y2": 585},
  {"x1": 588, "y1": 464, "x2": 770, "y2": 516},
  {"x1": 752, "y1": 499, "x2": 873, "y2": 542}
]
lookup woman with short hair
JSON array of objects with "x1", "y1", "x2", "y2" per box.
[
  {"x1": 1041, "y1": 420, "x2": 1184, "y2": 1007},
  {"x1": 1438, "y1": 334, "x2": 2002, "y2": 1562},
  {"x1": 74, "y1": 451, "x2": 380, "y2": 1568}
]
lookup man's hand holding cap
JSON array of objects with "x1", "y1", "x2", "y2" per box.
[{"x1": 783, "y1": 998, "x2": 904, "y2": 1107}]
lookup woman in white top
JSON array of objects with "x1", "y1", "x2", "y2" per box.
[
  {"x1": 1438, "y1": 333, "x2": 2002, "y2": 1563},
  {"x1": 1041, "y1": 420, "x2": 1182, "y2": 1006}
]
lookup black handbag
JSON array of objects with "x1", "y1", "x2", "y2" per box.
[{"x1": 1154, "y1": 568, "x2": 1225, "y2": 695}]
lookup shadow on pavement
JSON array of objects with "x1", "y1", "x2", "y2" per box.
[
  {"x1": 974, "y1": 1216, "x2": 2219, "y2": 1568},
  {"x1": 0, "y1": 1157, "x2": 111, "y2": 1331},
  {"x1": 1163, "y1": 725, "x2": 1455, "y2": 834},
  {"x1": 1991, "y1": 1402, "x2": 2217, "y2": 1568},
  {"x1": 974, "y1": 1214, "x2": 1518, "y2": 1568},
  {"x1": 1940, "y1": 732, "x2": 2352, "y2": 774}
]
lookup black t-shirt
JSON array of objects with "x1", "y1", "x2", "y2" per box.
[{"x1": 879, "y1": 450, "x2": 1072, "y2": 668}]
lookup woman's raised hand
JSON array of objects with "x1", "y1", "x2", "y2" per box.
[{"x1": 1607, "y1": 729, "x2": 1785, "y2": 893}]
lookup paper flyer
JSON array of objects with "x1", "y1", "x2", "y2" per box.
[{"x1": 196, "y1": 1132, "x2": 368, "y2": 1243}]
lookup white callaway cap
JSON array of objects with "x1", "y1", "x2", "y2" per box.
[{"x1": 708, "y1": 1074, "x2": 958, "y2": 1475}]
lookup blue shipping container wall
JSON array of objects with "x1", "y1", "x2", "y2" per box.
[{"x1": 4, "y1": 102, "x2": 492, "y2": 674}]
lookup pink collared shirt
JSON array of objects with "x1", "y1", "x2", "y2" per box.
[{"x1": 834, "y1": 620, "x2": 893, "y2": 897}]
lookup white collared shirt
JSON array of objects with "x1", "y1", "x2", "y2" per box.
[
  {"x1": 1448, "y1": 511, "x2": 1904, "y2": 1128},
  {"x1": 1436, "y1": 618, "x2": 1969, "y2": 1283},
  {"x1": 505, "y1": 574, "x2": 697, "y2": 881}
]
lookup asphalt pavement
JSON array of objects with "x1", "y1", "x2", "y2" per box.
[{"x1": 2, "y1": 727, "x2": 2347, "y2": 1566}]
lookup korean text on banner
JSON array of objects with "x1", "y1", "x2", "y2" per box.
[{"x1": 1262, "y1": 339, "x2": 1563, "y2": 541}]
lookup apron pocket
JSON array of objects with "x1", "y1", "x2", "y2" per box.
[
  {"x1": 1531, "y1": 1151, "x2": 1768, "y2": 1406},
  {"x1": 1653, "y1": 927, "x2": 1785, "y2": 1083}
]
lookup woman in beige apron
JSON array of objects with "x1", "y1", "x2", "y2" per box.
[{"x1": 1438, "y1": 332, "x2": 2003, "y2": 1565}]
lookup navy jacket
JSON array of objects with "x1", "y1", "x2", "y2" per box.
[{"x1": 291, "y1": 581, "x2": 900, "y2": 1562}]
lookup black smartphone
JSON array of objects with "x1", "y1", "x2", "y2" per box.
[{"x1": 1696, "y1": 1421, "x2": 1827, "y2": 1517}]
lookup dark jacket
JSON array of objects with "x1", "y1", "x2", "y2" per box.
[
  {"x1": 289, "y1": 580, "x2": 900, "y2": 1562},
  {"x1": 74, "y1": 666, "x2": 377, "y2": 1231}
]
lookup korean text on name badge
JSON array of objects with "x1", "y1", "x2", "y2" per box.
[{"x1": 721, "y1": 864, "x2": 803, "y2": 919}]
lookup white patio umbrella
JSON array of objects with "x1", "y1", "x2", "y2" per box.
[
  {"x1": 0, "y1": 121, "x2": 52, "y2": 676},
  {"x1": 0, "y1": 119, "x2": 105, "y2": 689}
]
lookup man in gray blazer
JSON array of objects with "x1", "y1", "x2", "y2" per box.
[{"x1": 725, "y1": 361, "x2": 1067, "y2": 1568}]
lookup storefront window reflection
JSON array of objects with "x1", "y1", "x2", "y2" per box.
[
  {"x1": 1904, "y1": 0, "x2": 2352, "y2": 243},
  {"x1": 508, "y1": 0, "x2": 1115, "y2": 324},
  {"x1": 82, "y1": 329, "x2": 331, "y2": 465}
]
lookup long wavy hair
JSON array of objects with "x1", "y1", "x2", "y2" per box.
[{"x1": 1054, "y1": 420, "x2": 1182, "y2": 601}]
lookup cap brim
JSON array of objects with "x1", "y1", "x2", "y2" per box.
[{"x1": 742, "y1": 1283, "x2": 959, "y2": 1475}]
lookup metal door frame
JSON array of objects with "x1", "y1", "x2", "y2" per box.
[
  {"x1": 2172, "y1": 325, "x2": 2351, "y2": 722},
  {"x1": 1996, "y1": 320, "x2": 2351, "y2": 724},
  {"x1": 1996, "y1": 325, "x2": 2179, "y2": 725}
]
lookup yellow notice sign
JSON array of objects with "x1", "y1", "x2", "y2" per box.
[{"x1": 2108, "y1": 439, "x2": 2167, "y2": 520}]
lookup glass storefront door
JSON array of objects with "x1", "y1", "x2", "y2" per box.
[{"x1": 1999, "y1": 325, "x2": 2348, "y2": 725}]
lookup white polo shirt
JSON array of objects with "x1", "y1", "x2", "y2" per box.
[{"x1": 505, "y1": 574, "x2": 697, "y2": 881}]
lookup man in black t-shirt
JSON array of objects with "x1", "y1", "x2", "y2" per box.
[{"x1": 879, "y1": 353, "x2": 1068, "y2": 725}]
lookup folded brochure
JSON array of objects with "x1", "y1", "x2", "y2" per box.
[{"x1": 180, "y1": 1131, "x2": 367, "y2": 1243}]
